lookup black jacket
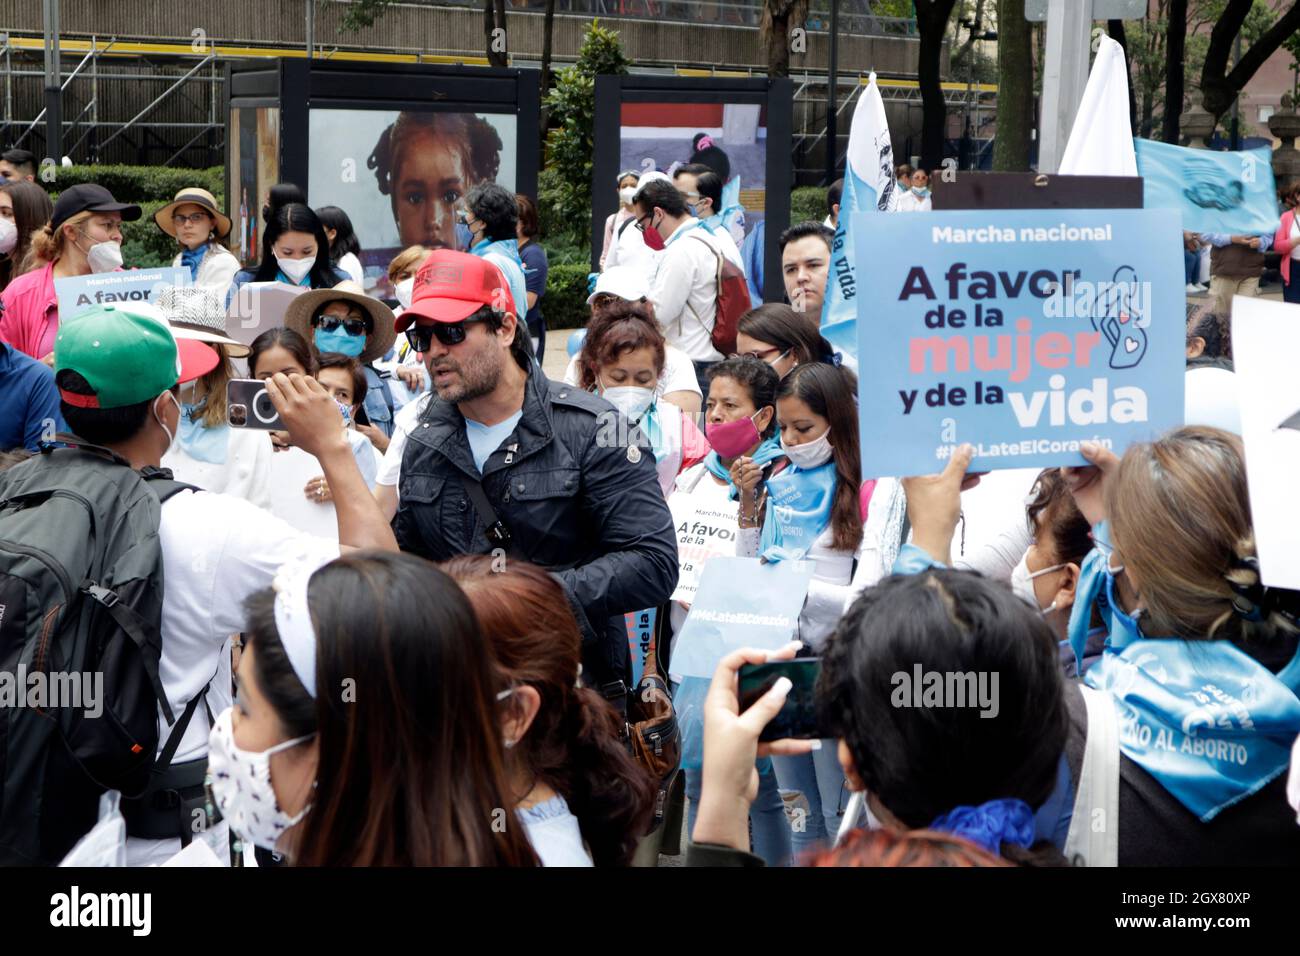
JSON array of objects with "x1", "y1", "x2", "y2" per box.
[{"x1": 393, "y1": 363, "x2": 679, "y2": 689}]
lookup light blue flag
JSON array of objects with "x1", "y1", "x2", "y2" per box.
[
  {"x1": 1134, "y1": 138, "x2": 1280, "y2": 235},
  {"x1": 820, "y1": 72, "x2": 897, "y2": 363}
]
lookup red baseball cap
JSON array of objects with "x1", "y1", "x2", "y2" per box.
[{"x1": 394, "y1": 250, "x2": 516, "y2": 332}]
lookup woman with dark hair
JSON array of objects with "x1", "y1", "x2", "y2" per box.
[
  {"x1": 226, "y1": 189, "x2": 347, "y2": 308},
  {"x1": 442, "y1": 555, "x2": 657, "y2": 866},
  {"x1": 687, "y1": 561, "x2": 1071, "y2": 867},
  {"x1": 316, "y1": 205, "x2": 364, "y2": 285},
  {"x1": 514, "y1": 193, "x2": 549, "y2": 361},
  {"x1": 687, "y1": 133, "x2": 745, "y2": 245},
  {"x1": 249, "y1": 327, "x2": 317, "y2": 382},
  {"x1": 216, "y1": 550, "x2": 539, "y2": 865},
  {"x1": 0, "y1": 180, "x2": 53, "y2": 288},
  {"x1": 576, "y1": 299, "x2": 709, "y2": 496},
  {"x1": 1014, "y1": 468, "x2": 1092, "y2": 652},
  {"x1": 369, "y1": 111, "x2": 504, "y2": 251},
  {"x1": 735, "y1": 304, "x2": 846, "y2": 381},
  {"x1": 729, "y1": 361, "x2": 906, "y2": 856}
]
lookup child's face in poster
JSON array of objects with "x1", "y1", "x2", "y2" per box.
[{"x1": 393, "y1": 127, "x2": 470, "y2": 251}]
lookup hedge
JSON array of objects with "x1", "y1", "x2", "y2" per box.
[
  {"x1": 48, "y1": 165, "x2": 225, "y2": 205},
  {"x1": 544, "y1": 261, "x2": 593, "y2": 331},
  {"x1": 791, "y1": 186, "x2": 828, "y2": 226}
]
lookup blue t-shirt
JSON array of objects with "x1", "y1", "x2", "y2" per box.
[
  {"x1": 519, "y1": 241, "x2": 549, "y2": 335},
  {"x1": 465, "y1": 410, "x2": 523, "y2": 474},
  {"x1": 0, "y1": 342, "x2": 65, "y2": 452}
]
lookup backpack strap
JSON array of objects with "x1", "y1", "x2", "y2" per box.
[
  {"x1": 1064, "y1": 684, "x2": 1121, "y2": 866},
  {"x1": 683, "y1": 234, "x2": 725, "y2": 338},
  {"x1": 152, "y1": 666, "x2": 220, "y2": 784}
]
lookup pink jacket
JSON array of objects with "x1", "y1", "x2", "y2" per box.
[
  {"x1": 0, "y1": 262, "x2": 59, "y2": 359},
  {"x1": 1275, "y1": 209, "x2": 1298, "y2": 287}
]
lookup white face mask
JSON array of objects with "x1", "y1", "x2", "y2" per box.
[
  {"x1": 781, "y1": 427, "x2": 834, "y2": 469},
  {"x1": 619, "y1": 186, "x2": 637, "y2": 205},
  {"x1": 85, "y1": 239, "x2": 123, "y2": 274},
  {"x1": 1010, "y1": 551, "x2": 1066, "y2": 612},
  {"x1": 153, "y1": 391, "x2": 180, "y2": 454},
  {"x1": 207, "y1": 707, "x2": 315, "y2": 851},
  {"x1": 0, "y1": 216, "x2": 16, "y2": 256},
  {"x1": 601, "y1": 382, "x2": 656, "y2": 423},
  {"x1": 394, "y1": 276, "x2": 415, "y2": 311},
  {"x1": 276, "y1": 254, "x2": 316, "y2": 284},
  {"x1": 1287, "y1": 732, "x2": 1300, "y2": 824}
]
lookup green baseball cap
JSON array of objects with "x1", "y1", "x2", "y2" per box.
[{"x1": 55, "y1": 304, "x2": 219, "y2": 410}]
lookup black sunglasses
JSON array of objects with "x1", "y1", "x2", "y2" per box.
[
  {"x1": 312, "y1": 314, "x2": 370, "y2": 337},
  {"x1": 405, "y1": 316, "x2": 484, "y2": 352}
]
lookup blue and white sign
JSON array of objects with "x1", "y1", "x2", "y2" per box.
[
  {"x1": 54, "y1": 267, "x2": 188, "y2": 318},
  {"x1": 855, "y1": 208, "x2": 1184, "y2": 476}
]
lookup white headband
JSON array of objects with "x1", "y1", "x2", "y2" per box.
[{"x1": 271, "y1": 556, "x2": 327, "y2": 699}]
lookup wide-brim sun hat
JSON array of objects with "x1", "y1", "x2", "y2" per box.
[
  {"x1": 284, "y1": 280, "x2": 397, "y2": 365},
  {"x1": 153, "y1": 187, "x2": 233, "y2": 240}
]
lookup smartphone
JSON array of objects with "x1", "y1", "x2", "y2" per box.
[
  {"x1": 736, "y1": 658, "x2": 824, "y2": 741},
  {"x1": 227, "y1": 378, "x2": 285, "y2": 430}
]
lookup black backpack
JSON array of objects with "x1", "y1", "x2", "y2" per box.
[{"x1": 0, "y1": 438, "x2": 194, "y2": 864}]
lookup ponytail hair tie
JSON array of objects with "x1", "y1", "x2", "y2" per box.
[
  {"x1": 695, "y1": 135, "x2": 715, "y2": 151},
  {"x1": 1226, "y1": 548, "x2": 1267, "y2": 622},
  {"x1": 928, "y1": 798, "x2": 1035, "y2": 856}
]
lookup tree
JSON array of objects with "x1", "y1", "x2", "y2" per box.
[
  {"x1": 1200, "y1": 0, "x2": 1300, "y2": 125},
  {"x1": 1163, "y1": 0, "x2": 1187, "y2": 144},
  {"x1": 539, "y1": 22, "x2": 631, "y2": 248},
  {"x1": 484, "y1": 0, "x2": 509, "y2": 69},
  {"x1": 340, "y1": 0, "x2": 512, "y2": 69},
  {"x1": 761, "y1": 0, "x2": 811, "y2": 78},
  {"x1": 915, "y1": 0, "x2": 960, "y2": 170},
  {"x1": 993, "y1": 0, "x2": 1033, "y2": 171}
]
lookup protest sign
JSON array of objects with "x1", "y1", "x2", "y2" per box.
[
  {"x1": 225, "y1": 282, "x2": 307, "y2": 349},
  {"x1": 267, "y1": 447, "x2": 338, "y2": 539},
  {"x1": 624, "y1": 608, "x2": 657, "y2": 687},
  {"x1": 854, "y1": 208, "x2": 1184, "y2": 477},
  {"x1": 668, "y1": 492, "x2": 740, "y2": 604},
  {"x1": 54, "y1": 267, "x2": 188, "y2": 318},
  {"x1": 1135, "y1": 139, "x2": 1279, "y2": 235},
  {"x1": 1230, "y1": 296, "x2": 1300, "y2": 590},
  {"x1": 670, "y1": 556, "x2": 814, "y2": 680}
]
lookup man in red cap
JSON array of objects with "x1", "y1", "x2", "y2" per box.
[{"x1": 392, "y1": 250, "x2": 677, "y2": 691}]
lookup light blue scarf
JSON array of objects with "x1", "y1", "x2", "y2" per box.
[
  {"x1": 180, "y1": 244, "x2": 207, "y2": 282},
  {"x1": 758, "y1": 459, "x2": 837, "y2": 562},
  {"x1": 702, "y1": 436, "x2": 785, "y2": 498},
  {"x1": 1069, "y1": 522, "x2": 1300, "y2": 821}
]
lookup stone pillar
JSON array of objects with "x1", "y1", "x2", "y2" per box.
[
  {"x1": 1269, "y1": 93, "x2": 1300, "y2": 192},
  {"x1": 1180, "y1": 92, "x2": 1216, "y2": 149}
]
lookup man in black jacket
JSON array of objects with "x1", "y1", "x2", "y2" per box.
[{"x1": 392, "y1": 250, "x2": 678, "y2": 690}]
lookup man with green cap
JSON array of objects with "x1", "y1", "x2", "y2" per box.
[{"x1": 40, "y1": 304, "x2": 397, "y2": 865}]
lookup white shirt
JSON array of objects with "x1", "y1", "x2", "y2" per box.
[
  {"x1": 895, "y1": 191, "x2": 933, "y2": 213},
  {"x1": 162, "y1": 426, "x2": 274, "y2": 509},
  {"x1": 376, "y1": 392, "x2": 433, "y2": 487},
  {"x1": 171, "y1": 245, "x2": 240, "y2": 302},
  {"x1": 124, "y1": 489, "x2": 338, "y2": 866},
  {"x1": 562, "y1": 343, "x2": 702, "y2": 400},
  {"x1": 649, "y1": 220, "x2": 724, "y2": 362},
  {"x1": 604, "y1": 211, "x2": 661, "y2": 280},
  {"x1": 707, "y1": 222, "x2": 745, "y2": 276},
  {"x1": 951, "y1": 467, "x2": 1039, "y2": 582},
  {"x1": 518, "y1": 794, "x2": 593, "y2": 867},
  {"x1": 337, "y1": 251, "x2": 364, "y2": 285}
]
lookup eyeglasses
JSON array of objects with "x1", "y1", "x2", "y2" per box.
[
  {"x1": 633, "y1": 212, "x2": 654, "y2": 233},
  {"x1": 172, "y1": 212, "x2": 210, "y2": 227},
  {"x1": 405, "y1": 316, "x2": 485, "y2": 352},
  {"x1": 313, "y1": 314, "x2": 370, "y2": 336},
  {"x1": 730, "y1": 347, "x2": 790, "y2": 364}
]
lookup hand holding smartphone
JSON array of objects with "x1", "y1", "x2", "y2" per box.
[{"x1": 736, "y1": 658, "x2": 824, "y2": 741}]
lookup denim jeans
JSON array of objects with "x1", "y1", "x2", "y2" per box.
[
  {"x1": 772, "y1": 743, "x2": 846, "y2": 861},
  {"x1": 1184, "y1": 248, "x2": 1199, "y2": 285},
  {"x1": 686, "y1": 758, "x2": 792, "y2": 867}
]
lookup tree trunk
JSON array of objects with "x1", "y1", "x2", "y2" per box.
[
  {"x1": 993, "y1": 0, "x2": 1032, "y2": 171},
  {"x1": 484, "y1": 0, "x2": 508, "y2": 68},
  {"x1": 1162, "y1": 0, "x2": 1186, "y2": 143},
  {"x1": 915, "y1": 0, "x2": 958, "y2": 171},
  {"x1": 1107, "y1": 19, "x2": 1137, "y2": 140},
  {"x1": 768, "y1": 14, "x2": 791, "y2": 77},
  {"x1": 1201, "y1": 0, "x2": 1300, "y2": 122}
]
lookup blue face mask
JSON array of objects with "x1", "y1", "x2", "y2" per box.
[
  {"x1": 912, "y1": 186, "x2": 930, "y2": 198},
  {"x1": 176, "y1": 401, "x2": 230, "y2": 465},
  {"x1": 314, "y1": 327, "x2": 366, "y2": 359}
]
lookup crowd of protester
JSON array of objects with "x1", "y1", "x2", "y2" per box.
[{"x1": 1, "y1": 141, "x2": 1299, "y2": 871}]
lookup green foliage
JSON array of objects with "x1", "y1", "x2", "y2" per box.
[
  {"x1": 541, "y1": 22, "x2": 631, "y2": 244},
  {"x1": 790, "y1": 186, "x2": 828, "y2": 224},
  {"x1": 49, "y1": 165, "x2": 224, "y2": 204},
  {"x1": 339, "y1": 0, "x2": 397, "y2": 31},
  {"x1": 121, "y1": 200, "x2": 178, "y2": 269},
  {"x1": 544, "y1": 262, "x2": 594, "y2": 330}
]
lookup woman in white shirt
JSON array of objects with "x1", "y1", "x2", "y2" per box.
[
  {"x1": 157, "y1": 285, "x2": 273, "y2": 507},
  {"x1": 730, "y1": 361, "x2": 905, "y2": 859},
  {"x1": 154, "y1": 187, "x2": 240, "y2": 301},
  {"x1": 445, "y1": 555, "x2": 658, "y2": 867},
  {"x1": 317, "y1": 205, "x2": 365, "y2": 285}
]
